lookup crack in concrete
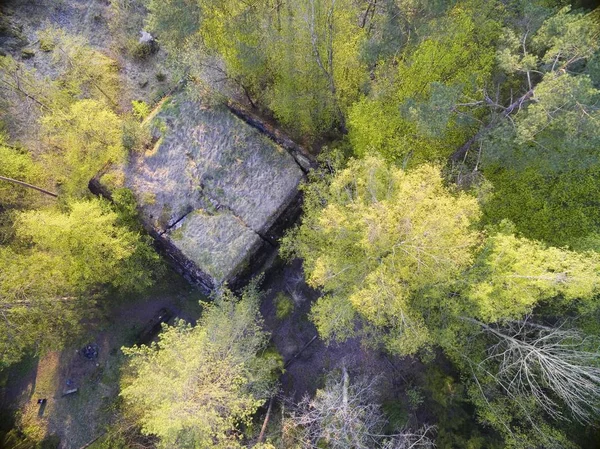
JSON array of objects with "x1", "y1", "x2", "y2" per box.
[
  {"x1": 159, "y1": 208, "x2": 194, "y2": 236},
  {"x1": 183, "y1": 151, "x2": 277, "y2": 248},
  {"x1": 160, "y1": 191, "x2": 276, "y2": 249},
  {"x1": 199, "y1": 188, "x2": 276, "y2": 248}
]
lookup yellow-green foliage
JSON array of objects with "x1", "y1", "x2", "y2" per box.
[
  {"x1": 121, "y1": 284, "x2": 277, "y2": 448},
  {"x1": 0, "y1": 198, "x2": 158, "y2": 365},
  {"x1": 147, "y1": 0, "x2": 367, "y2": 140},
  {"x1": 274, "y1": 292, "x2": 294, "y2": 320},
  {"x1": 41, "y1": 99, "x2": 125, "y2": 197},
  {"x1": 481, "y1": 166, "x2": 600, "y2": 246},
  {"x1": 480, "y1": 8, "x2": 600, "y2": 248},
  {"x1": 284, "y1": 156, "x2": 481, "y2": 355},
  {"x1": 131, "y1": 100, "x2": 150, "y2": 120},
  {"x1": 0, "y1": 138, "x2": 43, "y2": 208},
  {"x1": 265, "y1": 0, "x2": 367, "y2": 138},
  {"x1": 481, "y1": 74, "x2": 600, "y2": 246},
  {"x1": 467, "y1": 225, "x2": 600, "y2": 321},
  {"x1": 16, "y1": 199, "x2": 156, "y2": 293}
]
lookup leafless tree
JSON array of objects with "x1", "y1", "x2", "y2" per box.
[
  {"x1": 381, "y1": 427, "x2": 437, "y2": 449},
  {"x1": 285, "y1": 367, "x2": 435, "y2": 449},
  {"x1": 467, "y1": 317, "x2": 600, "y2": 424}
]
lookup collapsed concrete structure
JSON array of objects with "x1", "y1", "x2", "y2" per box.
[{"x1": 93, "y1": 92, "x2": 311, "y2": 292}]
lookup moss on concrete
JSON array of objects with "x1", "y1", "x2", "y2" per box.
[{"x1": 122, "y1": 91, "x2": 304, "y2": 286}]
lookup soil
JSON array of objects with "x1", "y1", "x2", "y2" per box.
[
  {"x1": 0, "y1": 273, "x2": 203, "y2": 449},
  {"x1": 259, "y1": 259, "x2": 418, "y2": 403}
]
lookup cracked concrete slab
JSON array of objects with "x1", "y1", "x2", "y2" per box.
[{"x1": 119, "y1": 91, "x2": 305, "y2": 289}]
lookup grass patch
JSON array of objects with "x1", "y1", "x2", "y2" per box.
[{"x1": 274, "y1": 293, "x2": 294, "y2": 320}]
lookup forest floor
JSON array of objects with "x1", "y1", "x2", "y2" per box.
[
  {"x1": 257, "y1": 259, "x2": 427, "y2": 442},
  {"x1": 0, "y1": 272, "x2": 204, "y2": 449},
  {"x1": 260, "y1": 259, "x2": 418, "y2": 401},
  {"x1": 2, "y1": 260, "x2": 424, "y2": 449}
]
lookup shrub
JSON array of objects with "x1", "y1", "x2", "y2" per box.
[{"x1": 275, "y1": 292, "x2": 294, "y2": 320}]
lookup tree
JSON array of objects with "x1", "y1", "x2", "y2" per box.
[
  {"x1": 452, "y1": 5, "x2": 600, "y2": 163},
  {"x1": 480, "y1": 73, "x2": 600, "y2": 245},
  {"x1": 468, "y1": 317, "x2": 600, "y2": 424},
  {"x1": 0, "y1": 55, "x2": 53, "y2": 111},
  {"x1": 146, "y1": 0, "x2": 367, "y2": 140},
  {"x1": 15, "y1": 199, "x2": 156, "y2": 292},
  {"x1": 0, "y1": 247, "x2": 79, "y2": 366},
  {"x1": 265, "y1": 0, "x2": 367, "y2": 136},
  {"x1": 0, "y1": 199, "x2": 159, "y2": 366},
  {"x1": 451, "y1": 316, "x2": 597, "y2": 449},
  {"x1": 0, "y1": 55, "x2": 58, "y2": 142},
  {"x1": 0, "y1": 138, "x2": 47, "y2": 209},
  {"x1": 286, "y1": 154, "x2": 600, "y2": 445},
  {"x1": 465, "y1": 223, "x2": 600, "y2": 322},
  {"x1": 480, "y1": 165, "x2": 600, "y2": 247},
  {"x1": 442, "y1": 6, "x2": 600, "y2": 246},
  {"x1": 120, "y1": 283, "x2": 280, "y2": 449},
  {"x1": 348, "y1": 1, "x2": 499, "y2": 164},
  {"x1": 282, "y1": 156, "x2": 481, "y2": 355},
  {"x1": 284, "y1": 367, "x2": 436, "y2": 449},
  {"x1": 41, "y1": 99, "x2": 125, "y2": 197}
]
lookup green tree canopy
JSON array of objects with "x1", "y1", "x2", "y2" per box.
[
  {"x1": 466, "y1": 223, "x2": 600, "y2": 322},
  {"x1": 348, "y1": 1, "x2": 499, "y2": 164},
  {"x1": 283, "y1": 156, "x2": 481, "y2": 355},
  {"x1": 147, "y1": 0, "x2": 367, "y2": 140},
  {"x1": 121, "y1": 283, "x2": 279, "y2": 449},
  {"x1": 0, "y1": 199, "x2": 159, "y2": 366},
  {"x1": 41, "y1": 99, "x2": 125, "y2": 197},
  {"x1": 481, "y1": 73, "x2": 600, "y2": 245},
  {"x1": 0, "y1": 137, "x2": 44, "y2": 210},
  {"x1": 469, "y1": 6, "x2": 600, "y2": 246}
]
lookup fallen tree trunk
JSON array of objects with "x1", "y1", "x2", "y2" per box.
[
  {"x1": 255, "y1": 334, "x2": 319, "y2": 446},
  {"x1": 0, "y1": 175, "x2": 58, "y2": 198},
  {"x1": 257, "y1": 396, "x2": 274, "y2": 443}
]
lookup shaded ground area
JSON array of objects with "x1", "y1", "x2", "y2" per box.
[
  {"x1": 255, "y1": 259, "x2": 433, "y2": 446},
  {"x1": 259, "y1": 259, "x2": 421, "y2": 402},
  {"x1": 0, "y1": 275, "x2": 204, "y2": 449}
]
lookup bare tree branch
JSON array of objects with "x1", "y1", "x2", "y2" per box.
[
  {"x1": 467, "y1": 316, "x2": 600, "y2": 424},
  {"x1": 285, "y1": 369, "x2": 435, "y2": 449}
]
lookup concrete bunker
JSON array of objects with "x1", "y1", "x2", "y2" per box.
[{"x1": 93, "y1": 92, "x2": 309, "y2": 292}]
